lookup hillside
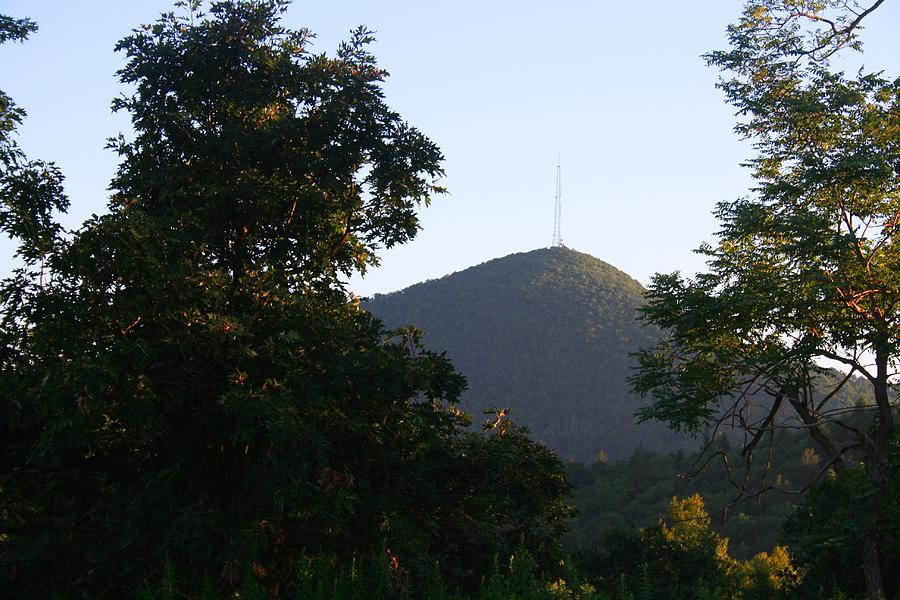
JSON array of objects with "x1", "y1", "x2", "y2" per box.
[{"x1": 364, "y1": 247, "x2": 694, "y2": 461}]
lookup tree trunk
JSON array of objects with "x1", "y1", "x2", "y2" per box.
[
  {"x1": 862, "y1": 535, "x2": 885, "y2": 600},
  {"x1": 862, "y1": 437, "x2": 888, "y2": 600},
  {"x1": 861, "y1": 346, "x2": 893, "y2": 600}
]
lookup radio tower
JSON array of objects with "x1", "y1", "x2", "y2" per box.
[{"x1": 552, "y1": 159, "x2": 563, "y2": 247}]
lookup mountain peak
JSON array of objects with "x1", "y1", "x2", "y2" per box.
[{"x1": 365, "y1": 248, "x2": 690, "y2": 461}]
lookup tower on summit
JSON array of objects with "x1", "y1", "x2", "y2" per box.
[{"x1": 552, "y1": 159, "x2": 563, "y2": 247}]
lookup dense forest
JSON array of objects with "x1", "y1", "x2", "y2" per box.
[
  {"x1": 365, "y1": 246, "x2": 691, "y2": 462},
  {"x1": 364, "y1": 247, "x2": 879, "y2": 464},
  {"x1": 1, "y1": 0, "x2": 898, "y2": 599}
]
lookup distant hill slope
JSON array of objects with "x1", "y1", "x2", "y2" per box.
[{"x1": 364, "y1": 247, "x2": 694, "y2": 461}]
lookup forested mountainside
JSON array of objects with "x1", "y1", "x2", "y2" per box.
[{"x1": 364, "y1": 246, "x2": 694, "y2": 461}]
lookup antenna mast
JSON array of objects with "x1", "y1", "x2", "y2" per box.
[{"x1": 552, "y1": 159, "x2": 563, "y2": 247}]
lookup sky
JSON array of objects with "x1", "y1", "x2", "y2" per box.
[{"x1": 2, "y1": 1, "x2": 899, "y2": 296}]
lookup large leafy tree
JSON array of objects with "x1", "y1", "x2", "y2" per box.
[
  {"x1": 0, "y1": 2, "x2": 571, "y2": 597},
  {"x1": 630, "y1": 1, "x2": 898, "y2": 598}
]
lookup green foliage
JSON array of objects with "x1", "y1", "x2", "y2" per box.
[
  {"x1": 0, "y1": 2, "x2": 571, "y2": 597},
  {"x1": 366, "y1": 246, "x2": 691, "y2": 462},
  {"x1": 0, "y1": 16, "x2": 68, "y2": 264},
  {"x1": 564, "y1": 429, "x2": 839, "y2": 560},
  {"x1": 476, "y1": 548, "x2": 603, "y2": 600},
  {"x1": 134, "y1": 553, "x2": 404, "y2": 600},
  {"x1": 735, "y1": 546, "x2": 801, "y2": 600},
  {"x1": 643, "y1": 495, "x2": 733, "y2": 598},
  {"x1": 783, "y1": 434, "x2": 900, "y2": 599},
  {"x1": 572, "y1": 493, "x2": 800, "y2": 600},
  {"x1": 133, "y1": 548, "x2": 612, "y2": 600},
  {"x1": 108, "y1": 1, "x2": 444, "y2": 285},
  {"x1": 630, "y1": 2, "x2": 899, "y2": 596},
  {"x1": 567, "y1": 426, "x2": 900, "y2": 598},
  {"x1": 437, "y1": 413, "x2": 575, "y2": 592},
  {"x1": 0, "y1": 15, "x2": 36, "y2": 44}
]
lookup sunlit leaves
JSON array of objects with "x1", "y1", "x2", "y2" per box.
[{"x1": 633, "y1": 3, "x2": 897, "y2": 594}]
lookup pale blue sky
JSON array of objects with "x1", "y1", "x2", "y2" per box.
[{"x1": 2, "y1": 1, "x2": 898, "y2": 295}]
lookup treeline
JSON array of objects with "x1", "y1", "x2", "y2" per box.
[
  {"x1": 562, "y1": 391, "x2": 878, "y2": 561},
  {"x1": 564, "y1": 436, "x2": 800, "y2": 560},
  {"x1": 131, "y1": 431, "x2": 899, "y2": 599},
  {"x1": 564, "y1": 428, "x2": 900, "y2": 599},
  {"x1": 130, "y1": 488, "x2": 887, "y2": 599}
]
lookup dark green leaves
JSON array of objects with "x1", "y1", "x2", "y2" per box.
[
  {"x1": 109, "y1": 2, "x2": 444, "y2": 289},
  {"x1": 1, "y1": 4, "x2": 570, "y2": 597},
  {"x1": 0, "y1": 15, "x2": 36, "y2": 44},
  {"x1": 0, "y1": 17, "x2": 69, "y2": 263}
]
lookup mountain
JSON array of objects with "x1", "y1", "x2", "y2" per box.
[{"x1": 363, "y1": 246, "x2": 695, "y2": 461}]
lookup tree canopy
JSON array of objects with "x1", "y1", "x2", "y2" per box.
[
  {"x1": 0, "y1": 3, "x2": 572, "y2": 597},
  {"x1": 630, "y1": 1, "x2": 898, "y2": 598}
]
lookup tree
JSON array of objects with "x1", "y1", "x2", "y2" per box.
[
  {"x1": 644, "y1": 495, "x2": 734, "y2": 598},
  {"x1": 571, "y1": 493, "x2": 799, "y2": 599},
  {"x1": 0, "y1": 2, "x2": 572, "y2": 597},
  {"x1": 630, "y1": 1, "x2": 898, "y2": 598},
  {"x1": 782, "y1": 434, "x2": 900, "y2": 598}
]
